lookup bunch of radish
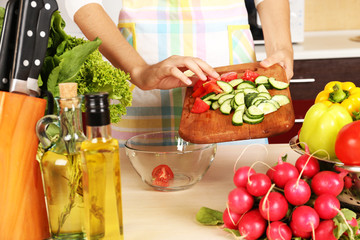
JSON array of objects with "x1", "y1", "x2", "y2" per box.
[{"x1": 223, "y1": 145, "x2": 358, "y2": 240}]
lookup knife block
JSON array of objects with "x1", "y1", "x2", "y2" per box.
[{"x1": 0, "y1": 91, "x2": 50, "y2": 240}]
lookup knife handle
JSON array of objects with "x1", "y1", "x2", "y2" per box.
[
  {"x1": 10, "y1": 0, "x2": 43, "y2": 94},
  {"x1": 27, "y1": 0, "x2": 58, "y2": 96},
  {"x1": 0, "y1": 0, "x2": 19, "y2": 91}
]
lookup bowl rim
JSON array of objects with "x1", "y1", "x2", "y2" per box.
[{"x1": 124, "y1": 130, "x2": 216, "y2": 154}]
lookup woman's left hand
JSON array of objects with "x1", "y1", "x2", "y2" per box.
[{"x1": 259, "y1": 48, "x2": 294, "y2": 81}]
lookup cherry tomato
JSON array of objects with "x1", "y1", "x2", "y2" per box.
[
  {"x1": 152, "y1": 164, "x2": 174, "y2": 187},
  {"x1": 242, "y1": 70, "x2": 259, "y2": 82},
  {"x1": 335, "y1": 121, "x2": 360, "y2": 165}
]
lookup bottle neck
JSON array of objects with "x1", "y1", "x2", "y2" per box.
[
  {"x1": 86, "y1": 124, "x2": 112, "y2": 139},
  {"x1": 59, "y1": 106, "x2": 84, "y2": 137}
]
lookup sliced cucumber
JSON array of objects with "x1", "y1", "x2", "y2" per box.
[
  {"x1": 243, "y1": 88, "x2": 259, "y2": 95},
  {"x1": 254, "y1": 75, "x2": 269, "y2": 85},
  {"x1": 211, "y1": 101, "x2": 220, "y2": 110},
  {"x1": 218, "y1": 93, "x2": 235, "y2": 105},
  {"x1": 212, "y1": 92, "x2": 227, "y2": 101},
  {"x1": 217, "y1": 80, "x2": 234, "y2": 93},
  {"x1": 244, "y1": 92, "x2": 259, "y2": 108},
  {"x1": 243, "y1": 114, "x2": 264, "y2": 124},
  {"x1": 268, "y1": 77, "x2": 289, "y2": 90},
  {"x1": 251, "y1": 96, "x2": 268, "y2": 106},
  {"x1": 257, "y1": 101, "x2": 278, "y2": 115},
  {"x1": 233, "y1": 89, "x2": 244, "y2": 94},
  {"x1": 229, "y1": 78, "x2": 243, "y2": 88},
  {"x1": 235, "y1": 103, "x2": 246, "y2": 112},
  {"x1": 230, "y1": 98, "x2": 238, "y2": 110},
  {"x1": 234, "y1": 92, "x2": 245, "y2": 106},
  {"x1": 257, "y1": 84, "x2": 269, "y2": 94},
  {"x1": 268, "y1": 99, "x2": 280, "y2": 109},
  {"x1": 203, "y1": 100, "x2": 212, "y2": 106},
  {"x1": 201, "y1": 92, "x2": 216, "y2": 101},
  {"x1": 245, "y1": 105, "x2": 264, "y2": 119},
  {"x1": 257, "y1": 92, "x2": 271, "y2": 100},
  {"x1": 219, "y1": 98, "x2": 232, "y2": 115},
  {"x1": 271, "y1": 94, "x2": 290, "y2": 106},
  {"x1": 237, "y1": 81, "x2": 256, "y2": 89},
  {"x1": 232, "y1": 110, "x2": 244, "y2": 126},
  {"x1": 253, "y1": 99, "x2": 266, "y2": 106}
]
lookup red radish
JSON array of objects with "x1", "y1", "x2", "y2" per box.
[
  {"x1": 291, "y1": 206, "x2": 320, "y2": 233},
  {"x1": 314, "y1": 194, "x2": 340, "y2": 220},
  {"x1": 284, "y1": 178, "x2": 311, "y2": 206},
  {"x1": 259, "y1": 192, "x2": 288, "y2": 221},
  {"x1": 311, "y1": 171, "x2": 346, "y2": 196},
  {"x1": 290, "y1": 221, "x2": 311, "y2": 238},
  {"x1": 246, "y1": 173, "x2": 272, "y2": 197},
  {"x1": 314, "y1": 220, "x2": 337, "y2": 240},
  {"x1": 266, "y1": 168, "x2": 275, "y2": 181},
  {"x1": 344, "y1": 176, "x2": 353, "y2": 189},
  {"x1": 233, "y1": 166, "x2": 256, "y2": 188},
  {"x1": 222, "y1": 208, "x2": 242, "y2": 229},
  {"x1": 295, "y1": 145, "x2": 320, "y2": 179},
  {"x1": 272, "y1": 155, "x2": 299, "y2": 188},
  {"x1": 227, "y1": 187, "x2": 254, "y2": 214},
  {"x1": 266, "y1": 221, "x2": 292, "y2": 240},
  {"x1": 238, "y1": 209, "x2": 267, "y2": 240}
]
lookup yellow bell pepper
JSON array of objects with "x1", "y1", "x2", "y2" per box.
[{"x1": 315, "y1": 81, "x2": 360, "y2": 117}]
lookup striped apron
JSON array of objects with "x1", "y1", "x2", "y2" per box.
[{"x1": 112, "y1": 0, "x2": 267, "y2": 145}]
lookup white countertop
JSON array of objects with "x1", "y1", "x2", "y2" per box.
[
  {"x1": 255, "y1": 30, "x2": 360, "y2": 61},
  {"x1": 120, "y1": 144, "x2": 300, "y2": 240}
]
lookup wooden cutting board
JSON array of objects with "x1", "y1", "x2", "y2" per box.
[{"x1": 178, "y1": 62, "x2": 295, "y2": 144}]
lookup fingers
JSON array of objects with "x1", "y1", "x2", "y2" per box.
[{"x1": 260, "y1": 55, "x2": 294, "y2": 81}]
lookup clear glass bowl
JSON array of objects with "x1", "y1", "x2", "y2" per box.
[{"x1": 124, "y1": 131, "x2": 217, "y2": 191}]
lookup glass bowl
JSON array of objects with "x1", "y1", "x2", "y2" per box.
[{"x1": 124, "y1": 131, "x2": 217, "y2": 191}]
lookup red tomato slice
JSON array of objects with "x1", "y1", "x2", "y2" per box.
[
  {"x1": 191, "y1": 85, "x2": 206, "y2": 98},
  {"x1": 152, "y1": 178, "x2": 170, "y2": 187},
  {"x1": 192, "y1": 79, "x2": 206, "y2": 92},
  {"x1": 242, "y1": 70, "x2": 260, "y2": 82},
  {"x1": 152, "y1": 164, "x2": 174, "y2": 180},
  {"x1": 220, "y1": 72, "x2": 238, "y2": 82},
  {"x1": 191, "y1": 97, "x2": 210, "y2": 113},
  {"x1": 204, "y1": 82, "x2": 223, "y2": 95}
]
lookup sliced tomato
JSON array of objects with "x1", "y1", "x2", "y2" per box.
[
  {"x1": 220, "y1": 72, "x2": 238, "y2": 82},
  {"x1": 203, "y1": 82, "x2": 223, "y2": 95},
  {"x1": 241, "y1": 69, "x2": 260, "y2": 82},
  {"x1": 151, "y1": 164, "x2": 174, "y2": 187},
  {"x1": 192, "y1": 79, "x2": 206, "y2": 92},
  {"x1": 191, "y1": 97, "x2": 210, "y2": 113},
  {"x1": 191, "y1": 85, "x2": 206, "y2": 98},
  {"x1": 152, "y1": 164, "x2": 174, "y2": 180}
]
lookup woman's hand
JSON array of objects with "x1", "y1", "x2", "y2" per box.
[
  {"x1": 130, "y1": 55, "x2": 220, "y2": 90},
  {"x1": 259, "y1": 48, "x2": 294, "y2": 81}
]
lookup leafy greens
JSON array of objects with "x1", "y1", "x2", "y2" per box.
[{"x1": 41, "y1": 11, "x2": 132, "y2": 123}]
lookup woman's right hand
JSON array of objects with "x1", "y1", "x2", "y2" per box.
[{"x1": 129, "y1": 55, "x2": 220, "y2": 90}]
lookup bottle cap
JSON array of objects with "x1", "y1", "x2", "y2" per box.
[{"x1": 85, "y1": 92, "x2": 110, "y2": 126}]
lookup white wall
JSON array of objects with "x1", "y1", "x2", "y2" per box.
[{"x1": 0, "y1": 0, "x2": 122, "y2": 38}]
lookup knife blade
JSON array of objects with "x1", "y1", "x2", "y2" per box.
[
  {"x1": 0, "y1": 0, "x2": 20, "y2": 92},
  {"x1": 27, "y1": 0, "x2": 58, "y2": 97},
  {"x1": 9, "y1": 0, "x2": 43, "y2": 95}
]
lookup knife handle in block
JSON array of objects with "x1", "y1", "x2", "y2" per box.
[
  {"x1": 0, "y1": 0, "x2": 19, "y2": 92},
  {"x1": 9, "y1": 0, "x2": 43, "y2": 95},
  {"x1": 27, "y1": 0, "x2": 58, "y2": 97}
]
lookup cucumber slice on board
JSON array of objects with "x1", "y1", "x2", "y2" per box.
[
  {"x1": 217, "y1": 81, "x2": 234, "y2": 93},
  {"x1": 271, "y1": 94, "x2": 291, "y2": 106},
  {"x1": 232, "y1": 110, "x2": 244, "y2": 126},
  {"x1": 219, "y1": 98, "x2": 232, "y2": 115},
  {"x1": 268, "y1": 77, "x2": 289, "y2": 90},
  {"x1": 243, "y1": 114, "x2": 264, "y2": 124}
]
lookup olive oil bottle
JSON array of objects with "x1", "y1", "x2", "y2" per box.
[
  {"x1": 37, "y1": 83, "x2": 86, "y2": 239},
  {"x1": 81, "y1": 92, "x2": 124, "y2": 239}
]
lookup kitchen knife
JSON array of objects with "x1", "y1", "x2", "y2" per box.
[
  {"x1": 0, "y1": 0, "x2": 19, "y2": 92},
  {"x1": 27, "y1": 0, "x2": 58, "y2": 97},
  {"x1": 9, "y1": 0, "x2": 43, "y2": 95}
]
